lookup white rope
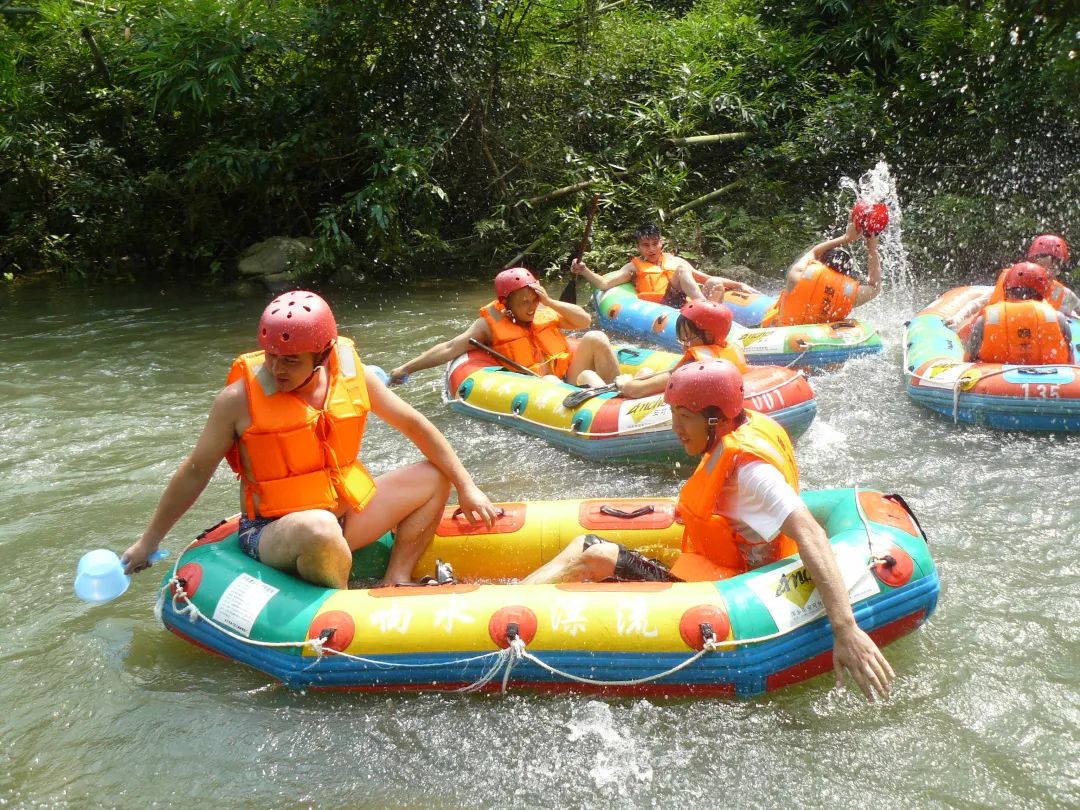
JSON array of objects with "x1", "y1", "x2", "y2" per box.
[{"x1": 511, "y1": 639, "x2": 718, "y2": 689}]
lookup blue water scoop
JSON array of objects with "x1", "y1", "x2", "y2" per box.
[{"x1": 74, "y1": 548, "x2": 169, "y2": 604}]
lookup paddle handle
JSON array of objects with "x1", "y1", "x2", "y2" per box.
[
  {"x1": 558, "y1": 194, "x2": 600, "y2": 304},
  {"x1": 468, "y1": 338, "x2": 541, "y2": 377}
]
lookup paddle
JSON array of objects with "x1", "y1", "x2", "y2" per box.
[
  {"x1": 561, "y1": 368, "x2": 669, "y2": 409},
  {"x1": 468, "y1": 338, "x2": 541, "y2": 377},
  {"x1": 558, "y1": 193, "x2": 601, "y2": 304}
]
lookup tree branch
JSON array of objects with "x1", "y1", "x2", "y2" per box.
[
  {"x1": 669, "y1": 180, "x2": 743, "y2": 218},
  {"x1": 664, "y1": 132, "x2": 752, "y2": 147}
]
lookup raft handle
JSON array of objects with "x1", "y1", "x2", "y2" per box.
[
  {"x1": 451, "y1": 506, "x2": 506, "y2": 521},
  {"x1": 195, "y1": 518, "x2": 228, "y2": 541},
  {"x1": 599, "y1": 505, "x2": 655, "y2": 520},
  {"x1": 884, "y1": 494, "x2": 929, "y2": 544},
  {"x1": 505, "y1": 622, "x2": 520, "y2": 643},
  {"x1": 318, "y1": 627, "x2": 337, "y2": 643},
  {"x1": 699, "y1": 623, "x2": 717, "y2": 648},
  {"x1": 1015, "y1": 367, "x2": 1060, "y2": 376}
]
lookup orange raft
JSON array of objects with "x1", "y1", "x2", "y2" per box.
[{"x1": 904, "y1": 285, "x2": 1080, "y2": 430}]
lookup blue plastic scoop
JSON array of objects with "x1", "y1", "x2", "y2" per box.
[{"x1": 74, "y1": 548, "x2": 169, "y2": 604}]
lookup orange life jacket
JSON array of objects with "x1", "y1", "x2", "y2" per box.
[
  {"x1": 225, "y1": 337, "x2": 377, "y2": 519},
  {"x1": 988, "y1": 267, "x2": 1074, "y2": 313},
  {"x1": 479, "y1": 301, "x2": 572, "y2": 378},
  {"x1": 679, "y1": 343, "x2": 748, "y2": 373},
  {"x1": 761, "y1": 260, "x2": 859, "y2": 327},
  {"x1": 676, "y1": 410, "x2": 800, "y2": 577},
  {"x1": 986, "y1": 268, "x2": 1011, "y2": 306},
  {"x1": 632, "y1": 254, "x2": 681, "y2": 303},
  {"x1": 976, "y1": 301, "x2": 1070, "y2": 365}
]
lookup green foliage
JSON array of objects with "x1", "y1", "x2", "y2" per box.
[{"x1": 0, "y1": 0, "x2": 1077, "y2": 283}]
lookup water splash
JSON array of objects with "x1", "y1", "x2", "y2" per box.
[
  {"x1": 565, "y1": 701, "x2": 655, "y2": 794},
  {"x1": 838, "y1": 160, "x2": 918, "y2": 313}
]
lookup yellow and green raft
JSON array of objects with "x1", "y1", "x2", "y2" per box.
[
  {"x1": 445, "y1": 343, "x2": 817, "y2": 461},
  {"x1": 158, "y1": 488, "x2": 937, "y2": 697}
]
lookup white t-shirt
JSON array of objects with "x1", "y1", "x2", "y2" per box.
[{"x1": 712, "y1": 460, "x2": 802, "y2": 567}]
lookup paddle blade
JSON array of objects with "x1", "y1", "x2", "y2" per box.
[
  {"x1": 562, "y1": 383, "x2": 616, "y2": 409},
  {"x1": 558, "y1": 276, "x2": 578, "y2": 304}
]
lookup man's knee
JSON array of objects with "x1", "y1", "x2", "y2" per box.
[
  {"x1": 574, "y1": 534, "x2": 619, "y2": 579},
  {"x1": 300, "y1": 512, "x2": 350, "y2": 554},
  {"x1": 580, "y1": 330, "x2": 611, "y2": 349},
  {"x1": 404, "y1": 460, "x2": 452, "y2": 500},
  {"x1": 262, "y1": 510, "x2": 349, "y2": 569}
]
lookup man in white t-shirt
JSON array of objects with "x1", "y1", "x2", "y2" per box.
[{"x1": 523, "y1": 359, "x2": 893, "y2": 700}]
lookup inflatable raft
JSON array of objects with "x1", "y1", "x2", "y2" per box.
[
  {"x1": 444, "y1": 344, "x2": 817, "y2": 461},
  {"x1": 593, "y1": 283, "x2": 883, "y2": 369},
  {"x1": 157, "y1": 488, "x2": 937, "y2": 697},
  {"x1": 905, "y1": 286, "x2": 1080, "y2": 431}
]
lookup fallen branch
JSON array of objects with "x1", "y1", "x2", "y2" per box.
[
  {"x1": 502, "y1": 233, "x2": 546, "y2": 269},
  {"x1": 516, "y1": 168, "x2": 639, "y2": 209},
  {"x1": 665, "y1": 132, "x2": 752, "y2": 147},
  {"x1": 669, "y1": 180, "x2": 743, "y2": 218},
  {"x1": 81, "y1": 27, "x2": 113, "y2": 87}
]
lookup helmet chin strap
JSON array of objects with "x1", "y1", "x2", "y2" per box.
[
  {"x1": 705, "y1": 415, "x2": 719, "y2": 449},
  {"x1": 296, "y1": 348, "x2": 332, "y2": 391}
]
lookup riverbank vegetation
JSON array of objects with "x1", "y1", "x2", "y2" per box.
[{"x1": 1, "y1": 0, "x2": 1076, "y2": 284}]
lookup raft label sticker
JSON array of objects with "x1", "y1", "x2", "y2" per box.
[
  {"x1": 746, "y1": 546, "x2": 880, "y2": 632},
  {"x1": 212, "y1": 574, "x2": 279, "y2": 637},
  {"x1": 918, "y1": 362, "x2": 977, "y2": 390},
  {"x1": 738, "y1": 330, "x2": 769, "y2": 348},
  {"x1": 618, "y1": 397, "x2": 671, "y2": 430}
]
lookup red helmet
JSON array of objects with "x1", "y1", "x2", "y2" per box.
[
  {"x1": 1003, "y1": 262, "x2": 1051, "y2": 299},
  {"x1": 258, "y1": 290, "x2": 337, "y2": 354},
  {"x1": 850, "y1": 199, "x2": 890, "y2": 236},
  {"x1": 1026, "y1": 234, "x2": 1069, "y2": 264},
  {"x1": 495, "y1": 267, "x2": 538, "y2": 300},
  {"x1": 664, "y1": 359, "x2": 744, "y2": 419},
  {"x1": 680, "y1": 300, "x2": 733, "y2": 342}
]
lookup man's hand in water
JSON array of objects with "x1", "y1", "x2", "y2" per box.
[{"x1": 387, "y1": 366, "x2": 410, "y2": 386}]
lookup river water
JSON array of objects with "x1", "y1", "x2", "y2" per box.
[{"x1": 1, "y1": 277, "x2": 1078, "y2": 808}]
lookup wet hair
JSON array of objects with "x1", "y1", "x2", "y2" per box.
[
  {"x1": 1004, "y1": 286, "x2": 1043, "y2": 301},
  {"x1": 822, "y1": 247, "x2": 856, "y2": 277},
  {"x1": 675, "y1": 314, "x2": 709, "y2": 345},
  {"x1": 632, "y1": 222, "x2": 662, "y2": 242}
]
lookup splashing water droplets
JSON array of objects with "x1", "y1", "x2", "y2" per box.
[{"x1": 838, "y1": 161, "x2": 916, "y2": 312}]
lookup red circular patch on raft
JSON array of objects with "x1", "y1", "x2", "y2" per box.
[
  {"x1": 171, "y1": 563, "x2": 203, "y2": 599},
  {"x1": 488, "y1": 606, "x2": 538, "y2": 648},
  {"x1": 873, "y1": 546, "x2": 915, "y2": 588},
  {"x1": 307, "y1": 610, "x2": 355, "y2": 653},
  {"x1": 679, "y1": 605, "x2": 731, "y2": 650},
  {"x1": 608, "y1": 304, "x2": 622, "y2": 319}
]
